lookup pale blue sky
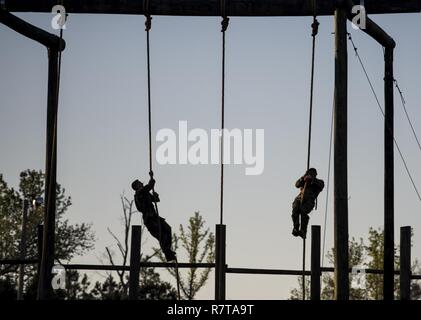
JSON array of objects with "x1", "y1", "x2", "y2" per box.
[{"x1": 1, "y1": 11, "x2": 420, "y2": 299}]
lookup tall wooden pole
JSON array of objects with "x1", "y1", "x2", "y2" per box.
[
  {"x1": 311, "y1": 225, "x2": 321, "y2": 300},
  {"x1": 333, "y1": 3, "x2": 349, "y2": 300},
  {"x1": 400, "y1": 226, "x2": 411, "y2": 300},
  {"x1": 215, "y1": 224, "x2": 226, "y2": 300},
  {"x1": 383, "y1": 46, "x2": 395, "y2": 301},
  {"x1": 37, "y1": 224, "x2": 44, "y2": 278},
  {"x1": 129, "y1": 225, "x2": 141, "y2": 300},
  {"x1": 37, "y1": 49, "x2": 59, "y2": 300}
]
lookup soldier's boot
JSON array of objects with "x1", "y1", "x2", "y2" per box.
[
  {"x1": 161, "y1": 237, "x2": 176, "y2": 262},
  {"x1": 299, "y1": 214, "x2": 309, "y2": 239},
  {"x1": 164, "y1": 249, "x2": 177, "y2": 262}
]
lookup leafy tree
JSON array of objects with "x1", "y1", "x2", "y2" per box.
[
  {"x1": 155, "y1": 211, "x2": 215, "y2": 300},
  {"x1": 289, "y1": 228, "x2": 421, "y2": 300},
  {"x1": 0, "y1": 170, "x2": 95, "y2": 297},
  {"x1": 137, "y1": 266, "x2": 177, "y2": 300},
  {"x1": 64, "y1": 271, "x2": 95, "y2": 300},
  {"x1": 90, "y1": 274, "x2": 124, "y2": 300}
]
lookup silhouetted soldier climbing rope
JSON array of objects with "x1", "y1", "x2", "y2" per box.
[
  {"x1": 291, "y1": 168, "x2": 324, "y2": 239},
  {"x1": 132, "y1": 172, "x2": 176, "y2": 262}
]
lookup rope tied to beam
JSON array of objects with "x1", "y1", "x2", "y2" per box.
[
  {"x1": 145, "y1": 16, "x2": 152, "y2": 32},
  {"x1": 144, "y1": 0, "x2": 152, "y2": 31},
  {"x1": 221, "y1": 16, "x2": 229, "y2": 32}
]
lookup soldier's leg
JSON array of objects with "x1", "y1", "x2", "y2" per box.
[
  {"x1": 300, "y1": 214, "x2": 310, "y2": 238},
  {"x1": 159, "y1": 217, "x2": 176, "y2": 261},
  {"x1": 144, "y1": 215, "x2": 161, "y2": 241},
  {"x1": 299, "y1": 200, "x2": 315, "y2": 238},
  {"x1": 158, "y1": 218, "x2": 171, "y2": 249},
  {"x1": 291, "y1": 196, "x2": 301, "y2": 236}
]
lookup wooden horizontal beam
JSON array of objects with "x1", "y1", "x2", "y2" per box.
[
  {"x1": 0, "y1": 10, "x2": 65, "y2": 50},
  {"x1": 3, "y1": 0, "x2": 421, "y2": 16},
  {"x1": 63, "y1": 262, "x2": 215, "y2": 270},
  {"x1": 2, "y1": 259, "x2": 421, "y2": 279},
  {"x1": 0, "y1": 259, "x2": 39, "y2": 265},
  {"x1": 227, "y1": 268, "x2": 311, "y2": 276}
]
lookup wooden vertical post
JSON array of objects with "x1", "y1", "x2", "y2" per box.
[
  {"x1": 37, "y1": 224, "x2": 43, "y2": 278},
  {"x1": 129, "y1": 225, "x2": 142, "y2": 300},
  {"x1": 383, "y1": 46, "x2": 395, "y2": 301},
  {"x1": 37, "y1": 49, "x2": 59, "y2": 300},
  {"x1": 311, "y1": 225, "x2": 321, "y2": 300},
  {"x1": 400, "y1": 226, "x2": 411, "y2": 300},
  {"x1": 333, "y1": 3, "x2": 349, "y2": 300},
  {"x1": 215, "y1": 224, "x2": 226, "y2": 300}
]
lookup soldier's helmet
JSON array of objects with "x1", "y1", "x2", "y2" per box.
[
  {"x1": 306, "y1": 168, "x2": 318, "y2": 176},
  {"x1": 131, "y1": 179, "x2": 144, "y2": 191}
]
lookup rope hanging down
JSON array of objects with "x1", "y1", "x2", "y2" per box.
[
  {"x1": 144, "y1": 0, "x2": 160, "y2": 246},
  {"x1": 302, "y1": 6, "x2": 319, "y2": 301},
  {"x1": 143, "y1": 0, "x2": 181, "y2": 299},
  {"x1": 347, "y1": 33, "x2": 421, "y2": 202},
  {"x1": 306, "y1": 15, "x2": 319, "y2": 170},
  {"x1": 219, "y1": 0, "x2": 229, "y2": 225}
]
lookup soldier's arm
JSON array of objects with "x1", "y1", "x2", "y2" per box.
[
  {"x1": 143, "y1": 178, "x2": 155, "y2": 192},
  {"x1": 295, "y1": 177, "x2": 305, "y2": 188},
  {"x1": 133, "y1": 194, "x2": 142, "y2": 212},
  {"x1": 152, "y1": 192, "x2": 160, "y2": 203},
  {"x1": 315, "y1": 179, "x2": 325, "y2": 191}
]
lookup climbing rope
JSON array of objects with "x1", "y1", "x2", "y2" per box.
[
  {"x1": 301, "y1": 3, "x2": 319, "y2": 300},
  {"x1": 143, "y1": 0, "x2": 161, "y2": 249},
  {"x1": 143, "y1": 0, "x2": 181, "y2": 299},
  {"x1": 306, "y1": 13, "x2": 319, "y2": 171},
  {"x1": 219, "y1": 0, "x2": 229, "y2": 226}
]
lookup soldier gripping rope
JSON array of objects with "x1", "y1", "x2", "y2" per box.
[
  {"x1": 132, "y1": 173, "x2": 177, "y2": 262},
  {"x1": 291, "y1": 168, "x2": 325, "y2": 239}
]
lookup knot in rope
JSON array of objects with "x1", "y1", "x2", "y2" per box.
[
  {"x1": 311, "y1": 18, "x2": 319, "y2": 37},
  {"x1": 145, "y1": 15, "x2": 152, "y2": 31},
  {"x1": 221, "y1": 16, "x2": 229, "y2": 32}
]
